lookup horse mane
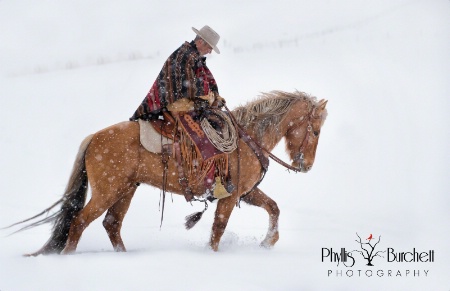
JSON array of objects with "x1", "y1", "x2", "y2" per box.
[{"x1": 232, "y1": 90, "x2": 320, "y2": 143}]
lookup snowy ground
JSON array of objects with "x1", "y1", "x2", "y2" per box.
[{"x1": 1, "y1": 0, "x2": 449, "y2": 290}]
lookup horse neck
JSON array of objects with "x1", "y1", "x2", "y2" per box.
[
  {"x1": 243, "y1": 98, "x2": 311, "y2": 152},
  {"x1": 256, "y1": 125, "x2": 285, "y2": 152}
]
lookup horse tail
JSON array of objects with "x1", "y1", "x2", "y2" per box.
[
  {"x1": 33, "y1": 134, "x2": 94, "y2": 255},
  {"x1": 4, "y1": 134, "x2": 94, "y2": 256}
]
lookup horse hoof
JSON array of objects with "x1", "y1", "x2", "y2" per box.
[
  {"x1": 260, "y1": 241, "x2": 273, "y2": 249},
  {"x1": 210, "y1": 243, "x2": 219, "y2": 252},
  {"x1": 260, "y1": 232, "x2": 279, "y2": 248},
  {"x1": 60, "y1": 247, "x2": 75, "y2": 255},
  {"x1": 114, "y1": 246, "x2": 127, "y2": 252}
]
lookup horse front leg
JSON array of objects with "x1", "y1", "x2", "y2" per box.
[
  {"x1": 241, "y1": 187, "x2": 280, "y2": 248},
  {"x1": 210, "y1": 197, "x2": 236, "y2": 251}
]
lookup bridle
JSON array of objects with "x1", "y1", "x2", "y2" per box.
[
  {"x1": 289, "y1": 106, "x2": 322, "y2": 172},
  {"x1": 276, "y1": 105, "x2": 320, "y2": 172}
]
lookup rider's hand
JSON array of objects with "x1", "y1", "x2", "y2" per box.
[
  {"x1": 213, "y1": 94, "x2": 226, "y2": 108},
  {"x1": 198, "y1": 91, "x2": 215, "y2": 106}
]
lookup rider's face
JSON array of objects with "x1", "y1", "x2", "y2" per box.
[{"x1": 197, "y1": 39, "x2": 213, "y2": 56}]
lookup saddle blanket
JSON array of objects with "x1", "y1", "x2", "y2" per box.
[{"x1": 138, "y1": 119, "x2": 173, "y2": 153}]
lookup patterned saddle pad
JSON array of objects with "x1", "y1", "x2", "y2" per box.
[{"x1": 177, "y1": 112, "x2": 223, "y2": 161}]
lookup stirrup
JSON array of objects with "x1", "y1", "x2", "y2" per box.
[
  {"x1": 201, "y1": 189, "x2": 217, "y2": 202},
  {"x1": 213, "y1": 177, "x2": 232, "y2": 199}
]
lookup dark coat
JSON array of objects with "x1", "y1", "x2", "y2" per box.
[{"x1": 130, "y1": 41, "x2": 219, "y2": 120}]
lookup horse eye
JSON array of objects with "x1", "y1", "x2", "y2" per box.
[{"x1": 313, "y1": 131, "x2": 319, "y2": 136}]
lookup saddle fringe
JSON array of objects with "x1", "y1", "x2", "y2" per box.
[{"x1": 178, "y1": 126, "x2": 228, "y2": 188}]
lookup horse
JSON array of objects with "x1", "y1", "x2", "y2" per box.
[{"x1": 9, "y1": 90, "x2": 328, "y2": 255}]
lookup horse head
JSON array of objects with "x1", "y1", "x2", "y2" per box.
[{"x1": 285, "y1": 99, "x2": 328, "y2": 173}]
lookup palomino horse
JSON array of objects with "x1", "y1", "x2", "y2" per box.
[{"x1": 12, "y1": 90, "x2": 327, "y2": 255}]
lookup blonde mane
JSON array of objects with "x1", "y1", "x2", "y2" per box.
[{"x1": 233, "y1": 91, "x2": 320, "y2": 142}]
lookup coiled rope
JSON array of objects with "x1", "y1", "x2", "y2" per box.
[{"x1": 201, "y1": 110, "x2": 238, "y2": 153}]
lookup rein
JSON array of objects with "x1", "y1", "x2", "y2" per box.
[{"x1": 224, "y1": 105, "x2": 312, "y2": 173}]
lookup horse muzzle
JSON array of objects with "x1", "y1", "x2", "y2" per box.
[{"x1": 292, "y1": 153, "x2": 312, "y2": 173}]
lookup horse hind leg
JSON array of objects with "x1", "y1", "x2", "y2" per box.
[
  {"x1": 241, "y1": 187, "x2": 280, "y2": 248},
  {"x1": 61, "y1": 193, "x2": 118, "y2": 254},
  {"x1": 102, "y1": 186, "x2": 137, "y2": 252}
]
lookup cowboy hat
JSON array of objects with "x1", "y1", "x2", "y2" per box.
[{"x1": 192, "y1": 25, "x2": 220, "y2": 54}]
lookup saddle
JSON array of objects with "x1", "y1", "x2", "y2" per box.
[
  {"x1": 149, "y1": 111, "x2": 177, "y2": 140},
  {"x1": 141, "y1": 109, "x2": 267, "y2": 174},
  {"x1": 141, "y1": 110, "x2": 230, "y2": 191},
  {"x1": 144, "y1": 111, "x2": 224, "y2": 161}
]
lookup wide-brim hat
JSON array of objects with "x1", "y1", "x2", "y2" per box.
[{"x1": 192, "y1": 25, "x2": 220, "y2": 54}]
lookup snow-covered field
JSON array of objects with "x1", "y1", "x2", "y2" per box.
[{"x1": 1, "y1": 0, "x2": 449, "y2": 290}]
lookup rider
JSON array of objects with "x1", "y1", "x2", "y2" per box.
[{"x1": 130, "y1": 25, "x2": 231, "y2": 200}]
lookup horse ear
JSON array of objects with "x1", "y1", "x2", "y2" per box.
[{"x1": 318, "y1": 99, "x2": 328, "y2": 110}]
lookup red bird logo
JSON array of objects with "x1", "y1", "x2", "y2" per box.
[{"x1": 367, "y1": 234, "x2": 373, "y2": 240}]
